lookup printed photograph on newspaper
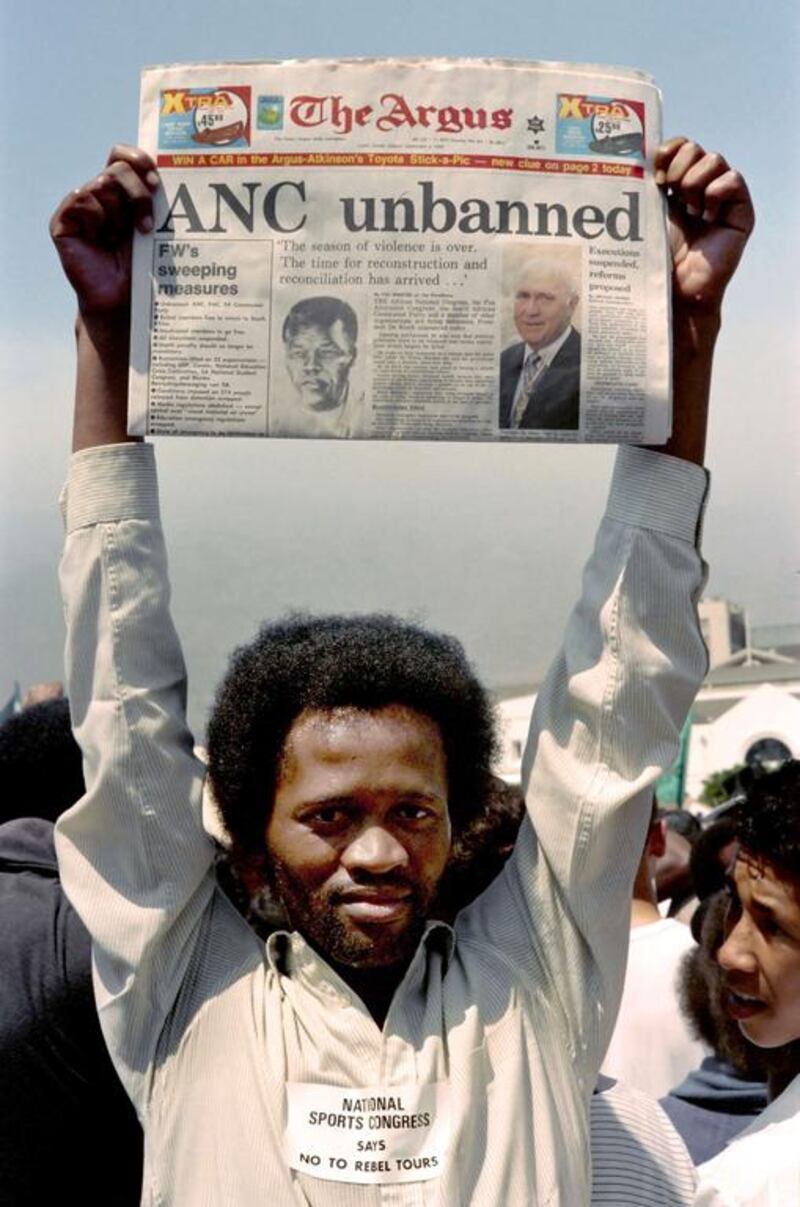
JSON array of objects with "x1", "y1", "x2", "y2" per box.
[{"x1": 128, "y1": 58, "x2": 672, "y2": 443}]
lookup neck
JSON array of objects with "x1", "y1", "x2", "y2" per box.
[
  {"x1": 630, "y1": 898, "x2": 662, "y2": 928},
  {"x1": 331, "y1": 961, "x2": 409, "y2": 1028}
]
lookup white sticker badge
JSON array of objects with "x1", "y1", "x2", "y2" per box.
[{"x1": 286, "y1": 1082, "x2": 451, "y2": 1184}]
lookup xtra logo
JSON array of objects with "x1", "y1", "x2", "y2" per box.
[
  {"x1": 159, "y1": 87, "x2": 251, "y2": 150},
  {"x1": 555, "y1": 94, "x2": 645, "y2": 160}
]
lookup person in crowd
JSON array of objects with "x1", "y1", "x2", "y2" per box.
[
  {"x1": 21, "y1": 679, "x2": 65, "y2": 709},
  {"x1": 656, "y1": 827, "x2": 697, "y2": 921},
  {"x1": 0, "y1": 697, "x2": 84, "y2": 825},
  {"x1": 657, "y1": 808, "x2": 703, "y2": 920},
  {"x1": 498, "y1": 257, "x2": 581, "y2": 430},
  {"x1": 664, "y1": 808, "x2": 703, "y2": 845},
  {"x1": 661, "y1": 890, "x2": 769, "y2": 1164},
  {"x1": 601, "y1": 800, "x2": 707, "y2": 1096},
  {"x1": 591, "y1": 1075, "x2": 696, "y2": 1205},
  {"x1": 0, "y1": 723, "x2": 142, "y2": 1204},
  {"x1": 691, "y1": 817, "x2": 739, "y2": 900},
  {"x1": 694, "y1": 760, "x2": 800, "y2": 1204},
  {"x1": 50, "y1": 134, "x2": 751, "y2": 1204}
]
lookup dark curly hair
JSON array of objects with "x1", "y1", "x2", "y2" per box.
[
  {"x1": 207, "y1": 613, "x2": 498, "y2": 867},
  {"x1": 733, "y1": 759, "x2": 800, "y2": 878},
  {"x1": 282, "y1": 296, "x2": 357, "y2": 344},
  {"x1": 0, "y1": 699, "x2": 85, "y2": 826}
]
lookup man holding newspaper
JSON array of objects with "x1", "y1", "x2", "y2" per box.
[{"x1": 51, "y1": 133, "x2": 751, "y2": 1204}]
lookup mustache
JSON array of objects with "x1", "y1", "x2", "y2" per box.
[{"x1": 327, "y1": 874, "x2": 418, "y2": 903}]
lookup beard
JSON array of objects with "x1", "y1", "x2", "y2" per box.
[{"x1": 267, "y1": 857, "x2": 432, "y2": 970}]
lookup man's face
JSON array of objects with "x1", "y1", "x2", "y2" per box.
[
  {"x1": 718, "y1": 851, "x2": 800, "y2": 1048},
  {"x1": 284, "y1": 319, "x2": 356, "y2": 412},
  {"x1": 513, "y1": 267, "x2": 577, "y2": 351},
  {"x1": 266, "y1": 705, "x2": 451, "y2": 971}
]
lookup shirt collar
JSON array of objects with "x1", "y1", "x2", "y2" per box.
[
  {"x1": 525, "y1": 323, "x2": 573, "y2": 367},
  {"x1": 265, "y1": 920, "x2": 456, "y2": 986}
]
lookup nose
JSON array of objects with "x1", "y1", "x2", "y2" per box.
[
  {"x1": 341, "y1": 825, "x2": 409, "y2": 876},
  {"x1": 717, "y1": 914, "x2": 758, "y2": 977}
]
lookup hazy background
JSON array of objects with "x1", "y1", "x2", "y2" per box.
[{"x1": 2, "y1": 0, "x2": 798, "y2": 734}]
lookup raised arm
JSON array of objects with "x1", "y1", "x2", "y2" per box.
[
  {"x1": 51, "y1": 149, "x2": 226, "y2": 1102},
  {"x1": 458, "y1": 138, "x2": 754, "y2": 1087}
]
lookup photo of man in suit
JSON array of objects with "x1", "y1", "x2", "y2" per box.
[{"x1": 499, "y1": 258, "x2": 581, "y2": 431}]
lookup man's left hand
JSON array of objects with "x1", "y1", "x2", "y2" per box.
[{"x1": 655, "y1": 137, "x2": 754, "y2": 314}]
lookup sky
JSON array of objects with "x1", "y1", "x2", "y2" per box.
[{"x1": 1, "y1": 0, "x2": 798, "y2": 734}]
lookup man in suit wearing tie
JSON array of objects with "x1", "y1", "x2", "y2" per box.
[{"x1": 499, "y1": 259, "x2": 581, "y2": 431}]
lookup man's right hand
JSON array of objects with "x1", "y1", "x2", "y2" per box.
[
  {"x1": 52, "y1": 146, "x2": 159, "y2": 451},
  {"x1": 50, "y1": 146, "x2": 160, "y2": 319}
]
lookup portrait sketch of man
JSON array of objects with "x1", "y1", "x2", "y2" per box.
[{"x1": 271, "y1": 295, "x2": 365, "y2": 438}]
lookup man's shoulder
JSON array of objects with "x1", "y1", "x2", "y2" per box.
[
  {"x1": 555, "y1": 327, "x2": 581, "y2": 364},
  {"x1": 500, "y1": 341, "x2": 525, "y2": 371}
]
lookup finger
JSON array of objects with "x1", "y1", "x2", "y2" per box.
[
  {"x1": 700, "y1": 168, "x2": 755, "y2": 232},
  {"x1": 654, "y1": 136, "x2": 691, "y2": 186},
  {"x1": 102, "y1": 159, "x2": 157, "y2": 233},
  {"x1": 88, "y1": 173, "x2": 139, "y2": 241},
  {"x1": 64, "y1": 169, "x2": 146, "y2": 243},
  {"x1": 50, "y1": 185, "x2": 109, "y2": 243},
  {"x1": 663, "y1": 140, "x2": 706, "y2": 190},
  {"x1": 51, "y1": 158, "x2": 156, "y2": 244},
  {"x1": 106, "y1": 143, "x2": 161, "y2": 192},
  {"x1": 674, "y1": 151, "x2": 730, "y2": 219}
]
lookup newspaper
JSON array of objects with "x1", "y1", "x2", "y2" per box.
[{"x1": 129, "y1": 59, "x2": 672, "y2": 443}]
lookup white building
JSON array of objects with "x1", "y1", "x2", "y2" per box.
[
  {"x1": 698, "y1": 599, "x2": 747, "y2": 668},
  {"x1": 684, "y1": 652, "x2": 800, "y2": 800}
]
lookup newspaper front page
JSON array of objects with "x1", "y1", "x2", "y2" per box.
[{"x1": 129, "y1": 59, "x2": 672, "y2": 442}]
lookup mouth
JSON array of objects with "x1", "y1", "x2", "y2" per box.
[
  {"x1": 725, "y1": 988, "x2": 766, "y2": 1020},
  {"x1": 336, "y1": 890, "x2": 413, "y2": 925}
]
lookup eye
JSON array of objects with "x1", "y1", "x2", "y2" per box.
[
  {"x1": 304, "y1": 804, "x2": 351, "y2": 830},
  {"x1": 317, "y1": 347, "x2": 347, "y2": 364},
  {"x1": 756, "y1": 909, "x2": 795, "y2": 941},
  {"x1": 394, "y1": 802, "x2": 436, "y2": 824}
]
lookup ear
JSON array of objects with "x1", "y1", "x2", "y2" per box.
[{"x1": 648, "y1": 818, "x2": 668, "y2": 860}]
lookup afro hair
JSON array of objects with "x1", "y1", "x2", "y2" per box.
[{"x1": 206, "y1": 613, "x2": 499, "y2": 866}]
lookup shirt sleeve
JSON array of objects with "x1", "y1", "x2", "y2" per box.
[
  {"x1": 456, "y1": 444, "x2": 709, "y2": 1088},
  {"x1": 54, "y1": 442, "x2": 217, "y2": 1108}
]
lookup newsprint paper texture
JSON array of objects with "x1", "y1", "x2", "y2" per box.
[{"x1": 128, "y1": 59, "x2": 672, "y2": 442}]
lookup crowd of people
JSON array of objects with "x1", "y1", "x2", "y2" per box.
[{"x1": 2, "y1": 127, "x2": 797, "y2": 1206}]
